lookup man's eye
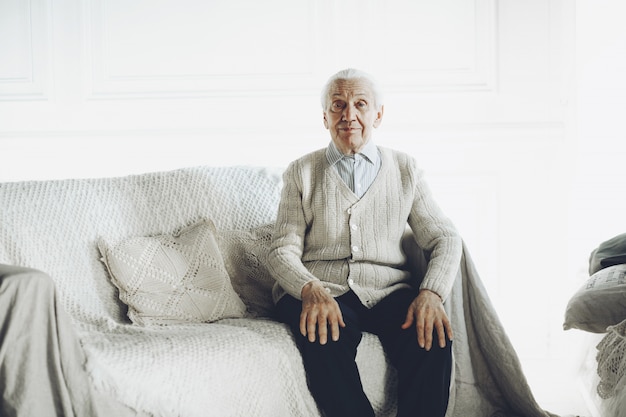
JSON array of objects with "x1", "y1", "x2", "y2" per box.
[
  {"x1": 356, "y1": 101, "x2": 367, "y2": 108},
  {"x1": 332, "y1": 102, "x2": 345, "y2": 109}
]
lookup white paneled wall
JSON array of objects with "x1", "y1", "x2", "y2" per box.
[
  {"x1": 5, "y1": 1, "x2": 618, "y2": 414},
  {"x1": 0, "y1": 1, "x2": 50, "y2": 101}
]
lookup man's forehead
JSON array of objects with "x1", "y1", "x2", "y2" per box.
[{"x1": 330, "y1": 79, "x2": 374, "y2": 98}]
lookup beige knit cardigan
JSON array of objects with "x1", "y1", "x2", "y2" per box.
[{"x1": 268, "y1": 146, "x2": 462, "y2": 307}]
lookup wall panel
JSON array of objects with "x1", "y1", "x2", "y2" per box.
[
  {"x1": 0, "y1": 0, "x2": 50, "y2": 100},
  {"x1": 80, "y1": 0, "x2": 497, "y2": 99},
  {"x1": 84, "y1": 0, "x2": 319, "y2": 98},
  {"x1": 379, "y1": 0, "x2": 497, "y2": 91}
]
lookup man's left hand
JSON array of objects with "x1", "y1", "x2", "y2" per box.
[{"x1": 401, "y1": 289, "x2": 453, "y2": 351}]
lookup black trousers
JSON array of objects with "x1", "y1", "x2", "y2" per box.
[{"x1": 277, "y1": 288, "x2": 452, "y2": 417}]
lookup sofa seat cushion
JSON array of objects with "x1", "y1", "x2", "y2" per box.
[{"x1": 80, "y1": 318, "x2": 397, "y2": 417}]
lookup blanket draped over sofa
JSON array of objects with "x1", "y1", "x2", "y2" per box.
[{"x1": 0, "y1": 165, "x2": 558, "y2": 417}]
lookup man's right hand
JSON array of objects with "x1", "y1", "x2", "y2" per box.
[{"x1": 300, "y1": 281, "x2": 345, "y2": 345}]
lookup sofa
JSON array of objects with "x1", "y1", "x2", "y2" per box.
[{"x1": 0, "y1": 164, "x2": 560, "y2": 417}]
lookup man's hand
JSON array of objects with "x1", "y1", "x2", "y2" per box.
[
  {"x1": 401, "y1": 289, "x2": 453, "y2": 351},
  {"x1": 300, "y1": 281, "x2": 345, "y2": 345}
]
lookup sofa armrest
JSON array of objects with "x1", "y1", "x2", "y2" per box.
[
  {"x1": 0, "y1": 263, "x2": 48, "y2": 280},
  {"x1": 0, "y1": 264, "x2": 57, "y2": 303},
  {"x1": 0, "y1": 262, "x2": 108, "y2": 417}
]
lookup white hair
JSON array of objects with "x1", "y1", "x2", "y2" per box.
[{"x1": 320, "y1": 68, "x2": 384, "y2": 111}]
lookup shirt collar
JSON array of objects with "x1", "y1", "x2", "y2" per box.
[{"x1": 326, "y1": 140, "x2": 379, "y2": 166}]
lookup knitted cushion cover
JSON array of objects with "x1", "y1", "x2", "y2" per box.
[
  {"x1": 596, "y1": 318, "x2": 626, "y2": 417},
  {"x1": 217, "y1": 223, "x2": 276, "y2": 318},
  {"x1": 98, "y1": 219, "x2": 246, "y2": 325},
  {"x1": 596, "y1": 319, "x2": 626, "y2": 400}
]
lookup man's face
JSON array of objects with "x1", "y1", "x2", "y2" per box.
[{"x1": 323, "y1": 78, "x2": 384, "y2": 155}]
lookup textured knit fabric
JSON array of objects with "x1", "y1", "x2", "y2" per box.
[
  {"x1": 597, "y1": 319, "x2": 626, "y2": 399},
  {"x1": 595, "y1": 319, "x2": 626, "y2": 417},
  {"x1": 0, "y1": 165, "x2": 283, "y2": 330},
  {"x1": 269, "y1": 146, "x2": 462, "y2": 307},
  {"x1": 98, "y1": 220, "x2": 247, "y2": 326}
]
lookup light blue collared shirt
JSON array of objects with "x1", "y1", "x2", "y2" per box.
[{"x1": 326, "y1": 141, "x2": 381, "y2": 198}]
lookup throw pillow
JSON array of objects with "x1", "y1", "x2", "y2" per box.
[
  {"x1": 98, "y1": 220, "x2": 247, "y2": 326},
  {"x1": 216, "y1": 223, "x2": 276, "y2": 318},
  {"x1": 589, "y1": 232, "x2": 626, "y2": 275},
  {"x1": 563, "y1": 264, "x2": 626, "y2": 333}
]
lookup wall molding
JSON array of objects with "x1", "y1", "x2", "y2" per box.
[
  {"x1": 81, "y1": 0, "x2": 497, "y2": 99},
  {"x1": 377, "y1": 0, "x2": 498, "y2": 93},
  {"x1": 0, "y1": 0, "x2": 50, "y2": 101},
  {"x1": 83, "y1": 0, "x2": 319, "y2": 99}
]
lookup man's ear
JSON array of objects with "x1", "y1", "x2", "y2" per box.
[
  {"x1": 323, "y1": 111, "x2": 329, "y2": 129},
  {"x1": 373, "y1": 105, "x2": 384, "y2": 128}
]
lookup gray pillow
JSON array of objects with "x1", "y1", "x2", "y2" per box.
[
  {"x1": 564, "y1": 264, "x2": 626, "y2": 333},
  {"x1": 589, "y1": 232, "x2": 626, "y2": 275}
]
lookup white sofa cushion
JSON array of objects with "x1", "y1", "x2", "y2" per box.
[{"x1": 98, "y1": 220, "x2": 246, "y2": 325}]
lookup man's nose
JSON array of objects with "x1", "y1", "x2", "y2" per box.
[{"x1": 342, "y1": 104, "x2": 356, "y2": 121}]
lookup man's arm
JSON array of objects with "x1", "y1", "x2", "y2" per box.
[
  {"x1": 267, "y1": 161, "x2": 319, "y2": 299},
  {"x1": 405, "y1": 158, "x2": 462, "y2": 350}
]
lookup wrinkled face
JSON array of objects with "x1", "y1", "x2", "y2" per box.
[{"x1": 323, "y1": 78, "x2": 384, "y2": 155}]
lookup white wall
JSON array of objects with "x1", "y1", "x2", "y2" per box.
[
  {"x1": 5, "y1": 0, "x2": 622, "y2": 414},
  {"x1": 571, "y1": 0, "x2": 626, "y2": 264}
]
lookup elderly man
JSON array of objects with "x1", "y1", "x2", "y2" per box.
[{"x1": 268, "y1": 68, "x2": 462, "y2": 417}]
